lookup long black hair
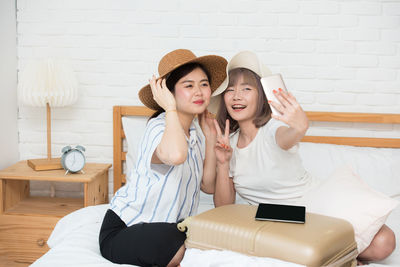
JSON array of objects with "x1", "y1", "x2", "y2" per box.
[{"x1": 149, "y1": 62, "x2": 211, "y2": 120}]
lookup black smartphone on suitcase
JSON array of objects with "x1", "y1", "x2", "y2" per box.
[{"x1": 255, "y1": 203, "x2": 306, "y2": 224}]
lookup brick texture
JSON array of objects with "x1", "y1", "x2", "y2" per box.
[{"x1": 16, "y1": 0, "x2": 400, "y2": 198}]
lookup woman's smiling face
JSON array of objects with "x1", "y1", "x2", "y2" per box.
[
  {"x1": 174, "y1": 67, "x2": 211, "y2": 115},
  {"x1": 223, "y1": 74, "x2": 259, "y2": 123}
]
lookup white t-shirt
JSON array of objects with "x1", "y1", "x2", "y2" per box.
[
  {"x1": 111, "y1": 113, "x2": 205, "y2": 226},
  {"x1": 229, "y1": 118, "x2": 315, "y2": 205}
]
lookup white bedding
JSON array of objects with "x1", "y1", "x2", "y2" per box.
[
  {"x1": 31, "y1": 143, "x2": 400, "y2": 267},
  {"x1": 31, "y1": 204, "x2": 304, "y2": 267},
  {"x1": 30, "y1": 199, "x2": 400, "y2": 267}
]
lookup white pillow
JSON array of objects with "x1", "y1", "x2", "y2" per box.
[
  {"x1": 300, "y1": 166, "x2": 399, "y2": 253},
  {"x1": 298, "y1": 143, "x2": 400, "y2": 198},
  {"x1": 121, "y1": 116, "x2": 149, "y2": 179}
]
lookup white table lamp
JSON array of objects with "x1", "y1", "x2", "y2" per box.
[{"x1": 19, "y1": 59, "x2": 78, "y2": 171}]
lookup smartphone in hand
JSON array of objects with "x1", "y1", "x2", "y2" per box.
[{"x1": 260, "y1": 74, "x2": 288, "y2": 115}]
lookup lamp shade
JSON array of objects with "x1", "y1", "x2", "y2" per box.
[{"x1": 19, "y1": 58, "x2": 78, "y2": 107}]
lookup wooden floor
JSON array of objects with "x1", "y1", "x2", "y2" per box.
[{"x1": 0, "y1": 255, "x2": 30, "y2": 267}]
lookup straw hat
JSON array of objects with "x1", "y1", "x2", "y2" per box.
[
  {"x1": 208, "y1": 51, "x2": 272, "y2": 114},
  {"x1": 138, "y1": 49, "x2": 227, "y2": 111}
]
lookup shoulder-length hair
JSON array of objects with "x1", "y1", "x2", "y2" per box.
[{"x1": 216, "y1": 68, "x2": 271, "y2": 133}]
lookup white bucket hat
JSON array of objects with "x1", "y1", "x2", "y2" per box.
[{"x1": 208, "y1": 51, "x2": 272, "y2": 114}]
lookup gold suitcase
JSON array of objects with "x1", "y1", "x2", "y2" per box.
[{"x1": 178, "y1": 204, "x2": 357, "y2": 267}]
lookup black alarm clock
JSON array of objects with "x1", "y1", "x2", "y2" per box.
[{"x1": 61, "y1": 145, "x2": 86, "y2": 174}]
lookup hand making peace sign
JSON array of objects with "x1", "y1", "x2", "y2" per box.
[{"x1": 213, "y1": 119, "x2": 233, "y2": 165}]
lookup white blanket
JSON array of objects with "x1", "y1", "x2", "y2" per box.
[
  {"x1": 181, "y1": 249, "x2": 304, "y2": 267},
  {"x1": 31, "y1": 204, "x2": 304, "y2": 267},
  {"x1": 32, "y1": 199, "x2": 400, "y2": 267}
]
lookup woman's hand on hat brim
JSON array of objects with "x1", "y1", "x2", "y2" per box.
[{"x1": 149, "y1": 75, "x2": 176, "y2": 112}]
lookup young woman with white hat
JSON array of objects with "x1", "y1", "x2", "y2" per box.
[
  {"x1": 211, "y1": 50, "x2": 395, "y2": 264},
  {"x1": 99, "y1": 49, "x2": 227, "y2": 267}
]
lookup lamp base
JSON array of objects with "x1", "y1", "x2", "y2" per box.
[{"x1": 27, "y1": 158, "x2": 63, "y2": 171}]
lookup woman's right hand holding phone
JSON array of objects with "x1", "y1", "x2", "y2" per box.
[
  {"x1": 268, "y1": 89, "x2": 309, "y2": 150},
  {"x1": 268, "y1": 89, "x2": 309, "y2": 136}
]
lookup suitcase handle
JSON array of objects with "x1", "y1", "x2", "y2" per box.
[{"x1": 177, "y1": 216, "x2": 193, "y2": 233}]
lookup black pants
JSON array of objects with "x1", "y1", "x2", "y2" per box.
[{"x1": 99, "y1": 209, "x2": 186, "y2": 267}]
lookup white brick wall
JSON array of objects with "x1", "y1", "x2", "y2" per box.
[
  {"x1": 0, "y1": 0, "x2": 19, "y2": 169},
  {"x1": 16, "y1": 0, "x2": 400, "y2": 198}
]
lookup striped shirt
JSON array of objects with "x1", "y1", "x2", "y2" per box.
[{"x1": 110, "y1": 113, "x2": 205, "y2": 226}]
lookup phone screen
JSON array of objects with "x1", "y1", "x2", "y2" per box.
[{"x1": 255, "y1": 203, "x2": 306, "y2": 224}]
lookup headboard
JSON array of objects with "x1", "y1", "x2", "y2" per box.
[{"x1": 113, "y1": 106, "x2": 400, "y2": 193}]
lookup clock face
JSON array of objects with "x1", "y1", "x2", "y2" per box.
[{"x1": 64, "y1": 150, "x2": 85, "y2": 172}]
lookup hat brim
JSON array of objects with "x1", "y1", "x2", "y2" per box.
[
  {"x1": 207, "y1": 51, "x2": 272, "y2": 114},
  {"x1": 139, "y1": 55, "x2": 227, "y2": 111}
]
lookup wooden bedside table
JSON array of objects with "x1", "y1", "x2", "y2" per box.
[{"x1": 0, "y1": 161, "x2": 111, "y2": 266}]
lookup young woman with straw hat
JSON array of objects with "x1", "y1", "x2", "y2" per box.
[{"x1": 99, "y1": 49, "x2": 227, "y2": 267}]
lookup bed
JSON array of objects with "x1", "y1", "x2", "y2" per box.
[{"x1": 31, "y1": 106, "x2": 400, "y2": 267}]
